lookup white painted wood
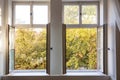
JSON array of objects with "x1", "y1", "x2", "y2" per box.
[
  {"x1": 107, "y1": 0, "x2": 117, "y2": 80},
  {"x1": 50, "y1": 0, "x2": 63, "y2": 75},
  {"x1": 0, "y1": 0, "x2": 6, "y2": 75}
]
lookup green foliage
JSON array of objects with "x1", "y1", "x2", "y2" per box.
[
  {"x1": 15, "y1": 28, "x2": 97, "y2": 70},
  {"x1": 64, "y1": 5, "x2": 79, "y2": 24},
  {"x1": 15, "y1": 28, "x2": 46, "y2": 70},
  {"x1": 66, "y1": 28, "x2": 97, "y2": 70},
  {"x1": 82, "y1": 5, "x2": 97, "y2": 24}
]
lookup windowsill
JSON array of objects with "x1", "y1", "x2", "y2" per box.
[
  {"x1": 65, "y1": 71, "x2": 106, "y2": 76},
  {"x1": 6, "y1": 70, "x2": 106, "y2": 76},
  {"x1": 8, "y1": 70, "x2": 48, "y2": 76}
]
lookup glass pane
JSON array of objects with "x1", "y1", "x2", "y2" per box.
[
  {"x1": 9, "y1": 27, "x2": 15, "y2": 71},
  {"x1": 0, "y1": 8, "x2": 1, "y2": 26},
  {"x1": 97, "y1": 27, "x2": 103, "y2": 71},
  {"x1": 82, "y1": 5, "x2": 97, "y2": 24},
  {"x1": 15, "y1": 5, "x2": 30, "y2": 24},
  {"x1": 66, "y1": 28, "x2": 97, "y2": 70},
  {"x1": 33, "y1": 5, "x2": 48, "y2": 24},
  {"x1": 15, "y1": 28, "x2": 46, "y2": 70},
  {"x1": 64, "y1": 5, "x2": 79, "y2": 24}
]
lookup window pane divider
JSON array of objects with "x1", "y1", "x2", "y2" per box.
[{"x1": 66, "y1": 24, "x2": 99, "y2": 28}]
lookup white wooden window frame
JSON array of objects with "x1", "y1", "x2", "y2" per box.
[
  {"x1": 62, "y1": 1, "x2": 100, "y2": 28},
  {"x1": 12, "y1": 1, "x2": 50, "y2": 28},
  {"x1": 62, "y1": 1, "x2": 107, "y2": 74},
  {"x1": 10, "y1": 1, "x2": 50, "y2": 73}
]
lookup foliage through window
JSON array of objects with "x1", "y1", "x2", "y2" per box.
[
  {"x1": 66, "y1": 28, "x2": 97, "y2": 70},
  {"x1": 64, "y1": 5, "x2": 79, "y2": 24},
  {"x1": 63, "y1": 3, "x2": 98, "y2": 25},
  {"x1": 82, "y1": 5, "x2": 97, "y2": 24},
  {"x1": 9, "y1": 28, "x2": 47, "y2": 70}
]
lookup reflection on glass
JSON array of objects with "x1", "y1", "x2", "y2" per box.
[
  {"x1": 15, "y1": 5, "x2": 30, "y2": 24},
  {"x1": 97, "y1": 27, "x2": 103, "y2": 71},
  {"x1": 33, "y1": 5, "x2": 48, "y2": 24},
  {"x1": 66, "y1": 28, "x2": 97, "y2": 70},
  {"x1": 82, "y1": 5, "x2": 97, "y2": 24},
  {"x1": 15, "y1": 28, "x2": 46, "y2": 70},
  {"x1": 64, "y1": 5, "x2": 79, "y2": 24}
]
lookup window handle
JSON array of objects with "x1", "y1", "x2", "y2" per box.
[
  {"x1": 80, "y1": 13, "x2": 82, "y2": 16},
  {"x1": 108, "y1": 48, "x2": 110, "y2": 50},
  {"x1": 50, "y1": 47, "x2": 53, "y2": 50}
]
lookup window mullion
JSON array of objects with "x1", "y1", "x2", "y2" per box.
[
  {"x1": 30, "y1": 2, "x2": 33, "y2": 27},
  {"x1": 79, "y1": 3, "x2": 82, "y2": 25}
]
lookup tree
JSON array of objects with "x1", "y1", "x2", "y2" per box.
[
  {"x1": 15, "y1": 28, "x2": 46, "y2": 69},
  {"x1": 66, "y1": 28, "x2": 97, "y2": 70}
]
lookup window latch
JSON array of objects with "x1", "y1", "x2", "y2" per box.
[
  {"x1": 30, "y1": 12, "x2": 32, "y2": 16},
  {"x1": 50, "y1": 47, "x2": 53, "y2": 50},
  {"x1": 80, "y1": 13, "x2": 82, "y2": 16}
]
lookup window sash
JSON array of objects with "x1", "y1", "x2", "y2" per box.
[
  {"x1": 62, "y1": 24, "x2": 107, "y2": 74},
  {"x1": 8, "y1": 25, "x2": 50, "y2": 73},
  {"x1": 62, "y1": 1, "x2": 99, "y2": 28},
  {"x1": 12, "y1": 1, "x2": 50, "y2": 27}
]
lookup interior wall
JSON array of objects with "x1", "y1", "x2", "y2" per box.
[
  {"x1": 107, "y1": 0, "x2": 116, "y2": 80},
  {"x1": 0, "y1": 0, "x2": 6, "y2": 76},
  {"x1": 0, "y1": 0, "x2": 12, "y2": 76}
]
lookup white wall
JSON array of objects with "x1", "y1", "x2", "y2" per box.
[
  {"x1": 107, "y1": 0, "x2": 117, "y2": 80},
  {"x1": 50, "y1": 0, "x2": 63, "y2": 75},
  {"x1": 0, "y1": 0, "x2": 12, "y2": 76},
  {"x1": 0, "y1": 0, "x2": 6, "y2": 76}
]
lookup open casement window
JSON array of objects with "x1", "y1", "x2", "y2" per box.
[
  {"x1": 97, "y1": 24, "x2": 108, "y2": 74},
  {"x1": 9, "y1": 26, "x2": 15, "y2": 72},
  {"x1": 8, "y1": 25, "x2": 50, "y2": 73},
  {"x1": 9, "y1": 2, "x2": 50, "y2": 73},
  {"x1": 62, "y1": 24, "x2": 107, "y2": 74},
  {"x1": 63, "y1": 2, "x2": 107, "y2": 74}
]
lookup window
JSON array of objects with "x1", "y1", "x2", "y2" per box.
[
  {"x1": 63, "y1": 2, "x2": 99, "y2": 27},
  {"x1": 63, "y1": 2, "x2": 106, "y2": 73},
  {"x1": 15, "y1": 5, "x2": 30, "y2": 24},
  {"x1": 15, "y1": 28, "x2": 47, "y2": 70},
  {"x1": 33, "y1": 5, "x2": 48, "y2": 24},
  {"x1": 9, "y1": 2, "x2": 49, "y2": 72},
  {"x1": 66, "y1": 28, "x2": 97, "y2": 70},
  {"x1": 82, "y1": 5, "x2": 98, "y2": 24},
  {"x1": 64, "y1": 5, "x2": 79, "y2": 24},
  {"x1": 13, "y1": 2, "x2": 49, "y2": 26}
]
